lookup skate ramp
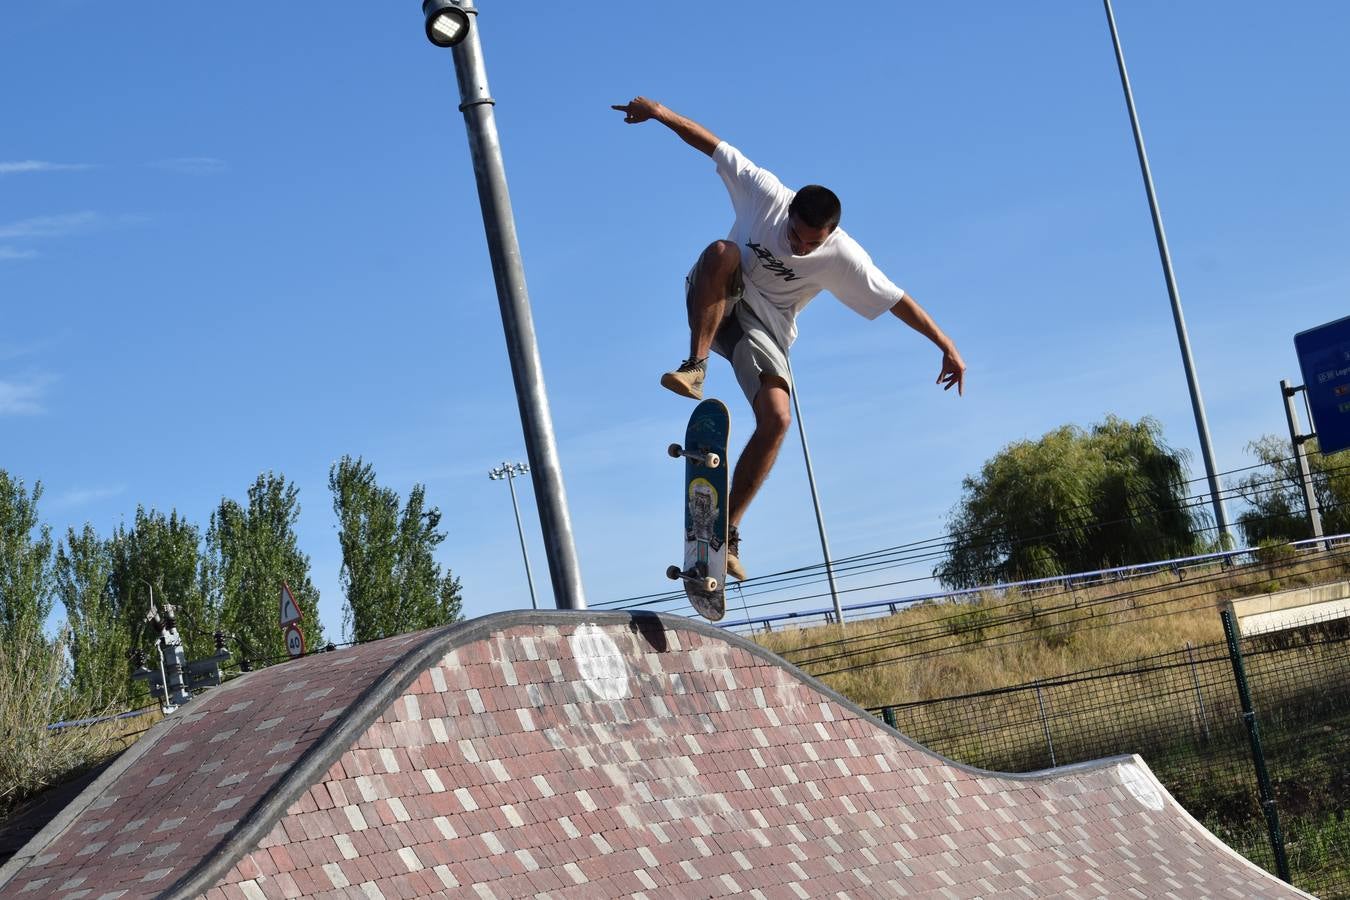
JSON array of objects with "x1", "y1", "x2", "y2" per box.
[{"x1": 0, "y1": 611, "x2": 1312, "y2": 899}]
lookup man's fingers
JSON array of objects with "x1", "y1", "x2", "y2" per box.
[{"x1": 937, "y1": 363, "x2": 965, "y2": 396}]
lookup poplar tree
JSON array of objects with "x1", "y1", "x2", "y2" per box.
[
  {"x1": 108, "y1": 507, "x2": 213, "y2": 660},
  {"x1": 330, "y1": 456, "x2": 463, "y2": 643},
  {"x1": 205, "y1": 472, "x2": 323, "y2": 668},
  {"x1": 0, "y1": 471, "x2": 52, "y2": 648},
  {"x1": 55, "y1": 525, "x2": 128, "y2": 706}
]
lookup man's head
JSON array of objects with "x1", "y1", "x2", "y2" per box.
[{"x1": 787, "y1": 185, "x2": 841, "y2": 255}]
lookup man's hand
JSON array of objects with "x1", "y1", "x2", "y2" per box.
[
  {"x1": 612, "y1": 96, "x2": 662, "y2": 124},
  {"x1": 611, "y1": 96, "x2": 719, "y2": 155},
  {"x1": 937, "y1": 346, "x2": 966, "y2": 396}
]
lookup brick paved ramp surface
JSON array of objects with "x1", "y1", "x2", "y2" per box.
[{"x1": 0, "y1": 611, "x2": 1312, "y2": 899}]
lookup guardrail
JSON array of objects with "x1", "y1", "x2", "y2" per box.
[{"x1": 720, "y1": 534, "x2": 1350, "y2": 633}]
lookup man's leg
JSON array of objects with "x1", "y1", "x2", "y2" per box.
[
  {"x1": 728, "y1": 375, "x2": 792, "y2": 529},
  {"x1": 662, "y1": 240, "x2": 741, "y2": 400},
  {"x1": 686, "y1": 240, "x2": 741, "y2": 361}
]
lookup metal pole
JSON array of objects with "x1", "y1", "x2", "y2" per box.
[
  {"x1": 1034, "y1": 680, "x2": 1057, "y2": 768},
  {"x1": 500, "y1": 464, "x2": 539, "y2": 610},
  {"x1": 1183, "y1": 641, "x2": 1211, "y2": 744},
  {"x1": 1102, "y1": 0, "x2": 1232, "y2": 548},
  {"x1": 1220, "y1": 605, "x2": 1292, "y2": 883},
  {"x1": 445, "y1": 1, "x2": 585, "y2": 609},
  {"x1": 1281, "y1": 380, "x2": 1325, "y2": 551},
  {"x1": 786, "y1": 358, "x2": 845, "y2": 627}
]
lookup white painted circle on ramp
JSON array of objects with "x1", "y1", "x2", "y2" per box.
[
  {"x1": 570, "y1": 624, "x2": 629, "y2": 701},
  {"x1": 1118, "y1": 762, "x2": 1164, "y2": 811}
]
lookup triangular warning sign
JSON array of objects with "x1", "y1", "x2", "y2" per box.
[{"x1": 279, "y1": 581, "x2": 303, "y2": 626}]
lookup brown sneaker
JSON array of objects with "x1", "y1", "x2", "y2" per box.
[
  {"x1": 660, "y1": 357, "x2": 706, "y2": 400},
  {"x1": 726, "y1": 525, "x2": 746, "y2": 581}
]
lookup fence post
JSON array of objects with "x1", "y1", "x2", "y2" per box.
[
  {"x1": 1220, "y1": 604, "x2": 1292, "y2": 884},
  {"x1": 1033, "y1": 680, "x2": 1057, "y2": 767},
  {"x1": 882, "y1": 707, "x2": 898, "y2": 730},
  {"x1": 1183, "y1": 641, "x2": 1211, "y2": 744}
]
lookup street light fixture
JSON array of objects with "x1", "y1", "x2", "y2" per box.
[
  {"x1": 422, "y1": 0, "x2": 470, "y2": 48},
  {"x1": 490, "y1": 461, "x2": 539, "y2": 610},
  {"x1": 421, "y1": 0, "x2": 587, "y2": 610}
]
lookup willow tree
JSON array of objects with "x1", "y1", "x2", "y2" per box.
[{"x1": 936, "y1": 416, "x2": 1205, "y2": 589}]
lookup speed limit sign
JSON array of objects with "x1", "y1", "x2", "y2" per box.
[{"x1": 284, "y1": 622, "x2": 306, "y2": 658}]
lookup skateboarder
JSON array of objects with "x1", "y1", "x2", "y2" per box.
[{"x1": 614, "y1": 95, "x2": 966, "y2": 581}]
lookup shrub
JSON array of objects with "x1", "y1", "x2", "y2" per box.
[{"x1": 0, "y1": 628, "x2": 122, "y2": 819}]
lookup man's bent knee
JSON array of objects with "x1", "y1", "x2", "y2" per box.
[
  {"x1": 753, "y1": 378, "x2": 793, "y2": 438},
  {"x1": 699, "y1": 240, "x2": 740, "y2": 275}
]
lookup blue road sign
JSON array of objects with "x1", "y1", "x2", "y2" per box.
[{"x1": 1295, "y1": 315, "x2": 1350, "y2": 455}]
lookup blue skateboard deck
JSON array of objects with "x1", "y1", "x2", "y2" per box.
[{"x1": 667, "y1": 398, "x2": 730, "y2": 621}]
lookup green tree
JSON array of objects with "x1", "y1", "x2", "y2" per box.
[
  {"x1": 55, "y1": 525, "x2": 129, "y2": 706},
  {"x1": 0, "y1": 475, "x2": 124, "y2": 819},
  {"x1": 205, "y1": 472, "x2": 323, "y2": 668},
  {"x1": 936, "y1": 416, "x2": 1205, "y2": 589},
  {"x1": 1234, "y1": 435, "x2": 1350, "y2": 545},
  {"x1": 108, "y1": 507, "x2": 213, "y2": 660},
  {"x1": 330, "y1": 456, "x2": 463, "y2": 642},
  {"x1": 393, "y1": 484, "x2": 463, "y2": 630},
  {"x1": 0, "y1": 471, "x2": 53, "y2": 647}
]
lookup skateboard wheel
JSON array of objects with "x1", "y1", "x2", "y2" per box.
[
  {"x1": 666, "y1": 565, "x2": 682, "y2": 581},
  {"x1": 704, "y1": 452, "x2": 721, "y2": 469},
  {"x1": 668, "y1": 443, "x2": 683, "y2": 459},
  {"x1": 704, "y1": 577, "x2": 718, "y2": 593}
]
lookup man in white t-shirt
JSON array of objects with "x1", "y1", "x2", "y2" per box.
[{"x1": 614, "y1": 96, "x2": 966, "y2": 581}]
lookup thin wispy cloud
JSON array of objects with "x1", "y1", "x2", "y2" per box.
[
  {"x1": 0, "y1": 335, "x2": 66, "y2": 362},
  {"x1": 0, "y1": 376, "x2": 52, "y2": 415},
  {"x1": 0, "y1": 160, "x2": 94, "y2": 176},
  {"x1": 0, "y1": 211, "x2": 98, "y2": 240},
  {"x1": 151, "y1": 157, "x2": 228, "y2": 175},
  {"x1": 48, "y1": 484, "x2": 127, "y2": 511},
  {"x1": 0, "y1": 247, "x2": 38, "y2": 261}
]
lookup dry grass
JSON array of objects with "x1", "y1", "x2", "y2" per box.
[
  {"x1": 751, "y1": 549, "x2": 1350, "y2": 711},
  {"x1": 0, "y1": 632, "x2": 148, "y2": 820}
]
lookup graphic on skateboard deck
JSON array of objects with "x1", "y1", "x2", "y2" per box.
[{"x1": 666, "y1": 398, "x2": 730, "y2": 621}]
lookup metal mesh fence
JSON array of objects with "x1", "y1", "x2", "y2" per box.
[{"x1": 872, "y1": 612, "x2": 1350, "y2": 898}]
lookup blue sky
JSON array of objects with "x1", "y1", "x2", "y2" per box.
[{"x1": 4, "y1": 3, "x2": 1348, "y2": 640}]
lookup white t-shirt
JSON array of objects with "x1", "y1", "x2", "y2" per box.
[{"x1": 714, "y1": 141, "x2": 905, "y2": 348}]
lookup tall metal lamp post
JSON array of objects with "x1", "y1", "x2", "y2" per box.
[
  {"x1": 1102, "y1": 0, "x2": 1233, "y2": 548},
  {"x1": 785, "y1": 359, "x2": 845, "y2": 627},
  {"x1": 490, "y1": 461, "x2": 539, "y2": 610},
  {"x1": 421, "y1": 0, "x2": 587, "y2": 609}
]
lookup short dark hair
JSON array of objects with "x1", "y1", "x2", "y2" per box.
[{"x1": 789, "y1": 185, "x2": 841, "y2": 230}]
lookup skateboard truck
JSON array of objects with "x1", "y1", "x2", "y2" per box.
[
  {"x1": 666, "y1": 564, "x2": 719, "y2": 595},
  {"x1": 668, "y1": 443, "x2": 721, "y2": 469}
]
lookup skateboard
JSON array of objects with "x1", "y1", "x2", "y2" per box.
[{"x1": 666, "y1": 398, "x2": 730, "y2": 621}]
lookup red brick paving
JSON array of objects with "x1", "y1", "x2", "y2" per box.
[{"x1": 0, "y1": 613, "x2": 1313, "y2": 898}]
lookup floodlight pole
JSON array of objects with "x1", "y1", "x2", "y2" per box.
[
  {"x1": 437, "y1": 0, "x2": 586, "y2": 609},
  {"x1": 786, "y1": 358, "x2": 845, "y2": 628},
  {"x1": 490, "y1": 462, "x2": 540, "y2": 610},
  {"x1": 1103, "y1": 0, "x2": 1233, "y2": 548}
]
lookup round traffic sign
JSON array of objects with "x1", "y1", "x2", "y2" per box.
[{"x1": 284, "y1": 622, "x2": 306, "y2": 658}]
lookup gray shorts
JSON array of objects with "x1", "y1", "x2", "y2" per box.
[{"x1": 685, "y1": 260, "x2": 792, "y2": 405}]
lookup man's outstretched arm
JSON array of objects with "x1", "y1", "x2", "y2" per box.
[
  {"x1": 612, "y1": 96, "x2": 720, "y2": 156},
  {"x1": 890, "y1": 294, "x2": 966, "y2": 396}
]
